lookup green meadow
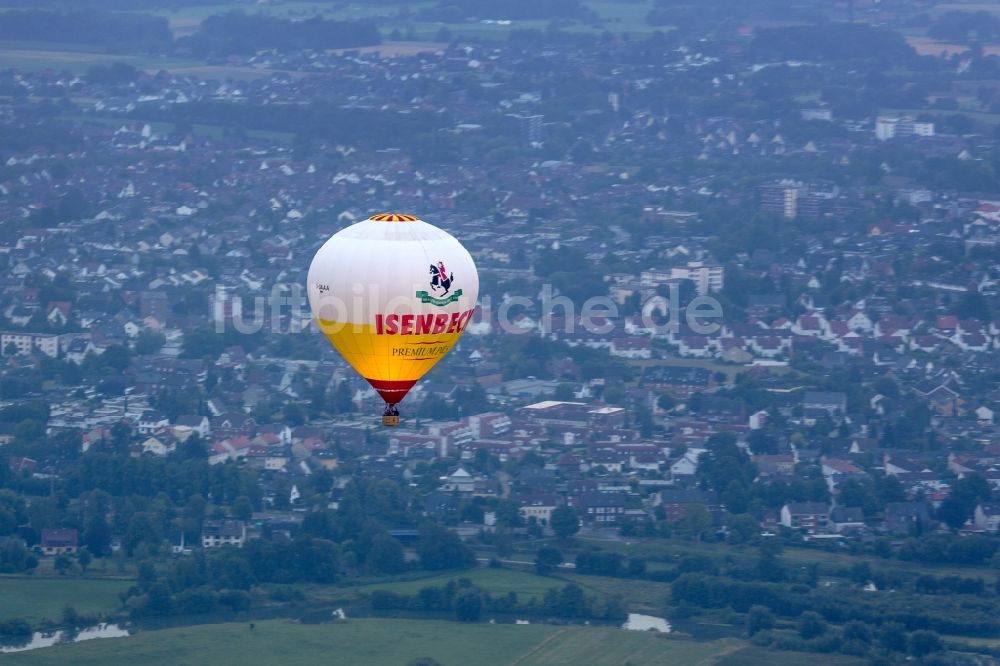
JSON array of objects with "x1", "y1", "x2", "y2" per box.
[{"x1": 4, "y1": 618, "x2": 739, "y2": 666}]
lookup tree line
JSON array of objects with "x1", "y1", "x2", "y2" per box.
[
  {"x1": 0, "y1": 8, "x2": 380, "y2": 56},
  {"x1": 370, "y1": 576, "x2": 625, "y2": 623},
  {"x1": 0, "y1": 10, "x2": 171, "y2": 51},
  {"x1": 178, "y1": 12, "x2": 381, "y2": 57}
]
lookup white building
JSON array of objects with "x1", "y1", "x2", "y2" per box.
[
  {"x1": 610, "y1": 337, "x2": 653, "y2": 359},
  {"x1": 801, "y1": 108, "x2": 832, "y2": 121},
  {"x1": 201, "y1": 519, "x2": 247, "y2": 548},
  {"x1": 749, "y1": 410, "x2": 768, "y2": 430},
  {"x1": 440, "y1": 467, "x2": 476, "y2": 494},
  {"x1": 518, "y1": 498, "x2": 558, "y2": 525},
  {"x1": 875, "y1": 116, "x2": 934, "y2": 141},
  {"x1": 670, "y1": 448, "x2": 707, "y2": 479},
  {"x1": 1, "y1": 332, "x2": 59, "y2": 358},
  {"x1": 671, "y1": 261, "x2": 725, "y2": 295},
  {"x1": 137, "y1": 410, "x2": 169, "y2": 435}
]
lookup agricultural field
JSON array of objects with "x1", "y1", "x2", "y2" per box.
[
  {"x1": 356, "y1": 565, "x2": 566, "y2": 600},
  {"x1": 904, "y1": 36, "x2": 1000, "y2": 57},
  {"x1": 556, "y1": 572, "x2": 672, "y2": 614},
  {"x1": 305, "y1": 563, "x2": 670, "y2": 614},
  {"x1": 300, "y1": 566, "x2": 568, "y2": 608},
  {"x1": 4, "y1": 618, "x2": 741, "y2": 666},
  {"x1": 328, "y1": 42, "x2": 447, "y2": 57},
  {"x1": 716, "y1": 645, "x2": 865, "y2": 666},
  {"x1": 0, "y1": 47, "x2": 301, "y2": 80},
  {"x1": 0, "y1": 577, "x2": 130, "y2": 624},
  {"x1": 0, "y1": 39, "x2": 201, "y2": 74},
  {"x1": 930, "y1": 3, "x2": 1000, "y2": 14},
  {"x1": 57, "y1": 115, "x2": 295, "y2": 144}
]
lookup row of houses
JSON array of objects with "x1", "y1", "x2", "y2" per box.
[{"x1": 32, "y1": 520, "x2": 248, "y2": 557}]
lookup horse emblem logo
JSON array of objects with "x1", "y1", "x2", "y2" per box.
[
  {"x1": 429, "y1": 261, "x2": 454, "y2": 296},
  {"x1": 416, "y1": 260, "x2": 463, "y2": 306}
]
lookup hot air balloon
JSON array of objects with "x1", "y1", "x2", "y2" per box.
[{"x1": 307, "y1": 213, "x2": 479, "y2": 426}]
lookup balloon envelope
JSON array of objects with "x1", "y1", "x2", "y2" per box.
[{"x1": 307, "y1": 213, "x2": 479, "y2": 405}]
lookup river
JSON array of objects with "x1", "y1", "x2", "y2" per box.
[{"x1": 0, "y1": 623, "x2": 130, "y2": 654}]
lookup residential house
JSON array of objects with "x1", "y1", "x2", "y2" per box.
[
  {"x1": 40, "y1": 528, "x2": 78, "y2": 555},
  {"x1": 669, "y1": 448, "x2": 707, "y2": 480},
  {"x1": 137, "y1": 410, "x2": 169, "y2": 436},
  {"x1": 754, "y1": 454, "x2": 796, "y2": 478},
  {"x1": 780, "y1": 501, "x2": 830, "y2": 534},
  {"x1": 211, "y1": 413, "x2": 257, "y2": 440},
  {"x1": 440, "y1": 468, "x2": 476, "y2": 494},
  {"x1": 1, "y1": 332, "x2": 59, "y2": 358},
  {"x1": 611, "y1": 336, "x2": 653, "y2": 359},
  {"x1": 173, "y1": 414, "x2": 210, "y2": 439},
  {"x1": 572, "y1": 491, "x2": 627, "y2": 525},
  {"x1": 656, "y1": 489, "x2": 721, "y2": 522},
  {"x1": 802, "y1": 391, "x2": 847, "y2": 416},
  {"x1": 822, "y1": 457, "x2": 867, "y2": 491},
  {"x1": 517, "y1": 494, "x2": 560, "y2": 525},
  {"x1": 201, "y1": 519, "x2": 247, "y2": 548},
  {"x1": 829, "y1": 506, "x2": 866, "y2": 533},
  {"x1": 141, "y1": 435, "x2": 176, "y2": 456},
  {"x1": 884, "y1": 501, "x2": 931, "y2": 535}
]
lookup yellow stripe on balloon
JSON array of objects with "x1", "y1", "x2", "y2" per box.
[{"x1": 316, "y1": 320, "x2": 461, "y2": 382}]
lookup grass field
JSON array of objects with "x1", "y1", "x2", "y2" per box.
[
  {"x1": 336, "y1": 563, "x2": 672, "y2": 614},
  {"x1": 945, "y1": 634, "x2": 1000, "y2": 648},
  {"x1": 298, "y1": 566, "x2": 567, "y2": 608},
  {"x1": 4, "y1": 618, "x2": 740, "y2": 666},
  {"x1": 329, "y1": 41, "x2": 447, "y2": 57},
  {"x1": 358, "y1": 566, "x2": 565, "y2": 600},
  {"x1": 583, "y1": 0, "x2": 663, "y2": 35},
  {"x1": 556, "y1": 572, "x2": 671, "y2": 614},
  {"x1": 0, "y1": 49, "x2": 307, "y2": 80},
  {"x1": 716, "y1": 645, "x2": 865, "y2": 665},
  {"x1": 0, "y1": 577, "x2": 129, "y2": 624},
  {"x1": 905, "y1": 36, "x2": 1000, "y2": 57},
  {"x1": 0, "y1": 41, "x2": 202, "y2": 74},
  {"x1": 930, "y1": 2, "x2": 1000, "y2": 14},
  {"x1": 160, "y1": 64, "x2": 310, "y2": 80},
  {"x1": 58, "y1": 114, "x2": 295, "y2": 144},
  {"x1": 315, "y1": 562, "x2": 674, "y2": 614}
]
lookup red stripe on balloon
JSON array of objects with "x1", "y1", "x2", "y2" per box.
[{"x1": 366, "y1": 378, "x2": 418, "y2": 404}]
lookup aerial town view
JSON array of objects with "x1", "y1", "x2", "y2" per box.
[{"x1": 1, "y1": 0, "x2": 1000, "y2": 664}]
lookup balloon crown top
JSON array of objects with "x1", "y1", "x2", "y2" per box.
[{"x1": 369, "y1": 213, "x2": 419, "y2": 222}]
